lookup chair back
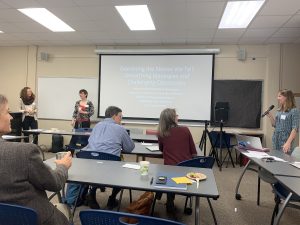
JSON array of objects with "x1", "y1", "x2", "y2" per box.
[
  {"x1": 0, "y1": 202, "x2": 38, "y2": 225},
  {"x1": 79, "y1": 210, "x2": 185, "y2": 225},
  {"x1": 209, "y1": 131, "x2": 230, "y2": 148},
  {"x1": 146, "y1": 129, "x2": 157, "y2": 135},
  {"x1": 76, "y1": 151, "x2": 121, "y2": 161},
  {"x1": 71, "y1": 128, "x2": 93, "y2": 145},
  {"x1": 292, "y1": 146, "x2": 300, "y2": 161},
  {"x1": 177, "y1": 157, "x2": 215, "y2": 169}
]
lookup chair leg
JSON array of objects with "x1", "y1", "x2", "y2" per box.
[
  {"x1": 129, "y1": 189, "x2": 132, "y2": 203},
  {"x1": 271, "y1": 195, "x2": 281, "y2": 225},
  {"x1": 136, "y1": 155, "x2": 139, "y2": 163},
  {"x1": 207, "y1": 198, "x2": 218, "y2": 225},
  {"x1": 117, "y1": 189, "x2": 124, "y2": 212}
]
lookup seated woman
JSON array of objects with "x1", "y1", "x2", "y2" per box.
[{"x1": 156, "y1": 108, "x2": 197, "y2": 213}]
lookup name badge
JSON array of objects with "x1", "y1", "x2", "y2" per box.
[
  {"x1": 32, "y1": 102, "x2": 35, "y2": 105},
  {"x1": 281, "y1": 115, "x2": 286, "y2": 120},
  {"x1": 85, "y1": 105, "x2": 89, "y2": 108}
]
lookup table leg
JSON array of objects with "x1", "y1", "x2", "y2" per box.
[
  {"x1": 273, "y1": 192, "x2": 293, "y2": 225},
  {"x1": 235, "y1": 159, "x2": 251, "y2": 200},
  {"x1": 62, "y1": 183, "x2": 66, "y2": 203},
  {"x1": 195, "y1": 196, "x2": 200, "y2": 225},
  {"x1": 257, "y1": 167, "x2": 261, "y2": 206},
  {"x1": 31, "y1": 134, "x2": 37, "y2": 144}
]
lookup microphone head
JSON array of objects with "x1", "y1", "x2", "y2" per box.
[{"x1": 270, "y1": 105, "x2": 274, "y2": 109}]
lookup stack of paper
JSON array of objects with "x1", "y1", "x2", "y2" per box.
[
  {"x1": 172, "y1": 177, "x2": 193, "y2": 184},
  {"x1": 122, "y1": 164, "x2": 140, "y2": 170},
  {"x1": 243, "y1": 151, "x2": 270, "y2": 159},
  {"x1": 146, "y1": 146, "x2": 160, "y2": 151}
]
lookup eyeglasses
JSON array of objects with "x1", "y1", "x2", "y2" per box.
[{"x1": 120, "y1": 115, "x2": 123, "y2": 119}]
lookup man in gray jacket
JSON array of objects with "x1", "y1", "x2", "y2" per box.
[{"x1": 0, "y1": 94, "x2": 72, "y2": 225}]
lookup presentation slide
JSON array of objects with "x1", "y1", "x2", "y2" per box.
[{"x1": 99, "y1": 55, "x2": 214, "y2": 121}]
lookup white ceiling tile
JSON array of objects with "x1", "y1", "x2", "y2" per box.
[
  {"x1": 187, "y1": 38, "x2": 212, "y2": 45},
  {"x1": 187, "y1": 0, "x2": 226, "y2": 1},
  {"x1": 73, "y1": 0, "x2": 112, "y2": 6},
  {"x1": 187, "y1": 2, "x2": 225, "y2": 18},
  {"x1": 212, "y1": 39, "x2": 239, "y2": 44},
  {"x1": 159, "y1": 30, "x2": 187, "y2": 39},
  {"x1": 292, "y1": 38, "x2": 300, "y2": 43},
  {"x1": 137, "y1": 39, "x2": 162, "y2": 45},
  {"x1": 10, "y1": 32, "x2": 41, "y2": 40},
  {"x1": 259, "y1": 0, "x2": 300, "y2": 16},
  {"x1": 90, "y1": 39, "x2": 116, "y2": 45},
  {"x1": 0, "y1": 23, "x2": 26, "y2": 32},
  {"x1": 162, "y1": 39, "x2": 186, "y2": 45},
  {"x1": 67, "y1": 21, "x2": 102, "y2": 32},
  {"x1": 36, "y1": 0, "x2": 77, "y2": 7},
  {"x1": 33, "y1": 32, "x2": 66, "y2": 40},
  {"x1": 243, "y1": 28, "x2": 278, "y2": 38},
  {"x1": 94, "y1": 20, "x2": 129, "y2": 31},
  {"x1": 265, "y1": 37, "x2": 297, "y2": 44},
  {"x1": 0, "y1": 33, "x2": 20, "y2": 40},
  {"x1": 132, "y1": 31, "x2": 161, "y2": 40},
  {"x1": 113, "y1": 39, "x2": 139, "y2": 45},
  {"x1": 154, "y1": 18, "x2": 187, "y2": 30},
  {"x1": 283, "y1": 15, "x2": 300, "y2": 27},
  {"x1": 238, "y1": 38, "x2": 268, "y2": 45},
  {"x1": 148, "y1": 4, "x2": 186, "y2": 19},
  {"x1": 2, "y1": 0, "x2": 42, "y2": 8},
  {"x1": 214, "y1": 29, "x2": 246, "y2": 39},
  {"x1": 81, "y1": 32, "x2": 111, "y2": 39},
  {"x1": 70, "y1": 40, "x2": 95, "y2": 45},
  {"x1": 6, "y1": 40, "x2": 32, "y2": 46},
  {"x1": 48, "y1": 40, "x2": 74, "y2": 46},
  {"x1": 48, "y1": 7, "x2": 90, "y2": 22},
  {"x1": 188, "y1": 18, "x2": 219, "y2": 29},
  {"x1": 272, "y1": 28, "x2": 300, "y2": 37},
  {"x1": 250, "y1": 16, "x2": 292, "y2": 28},
  {"x1": 13, "y1": 22, "x2": 51, "y2": 32},
  {"x1": 0, "y1": 1, "x2": 11, "y2": 9},
  {"x1": 27, "y1": 40, "x2": 54, "y2": 46},
  {"x1": 110, "y1": 0, "x2": 147, "y2": 4},
  {"x1": 148, "y1": 0, "x2": 185, "y2": 4},
  {"x1": 106, "y1": 31, "x2": 136, "y2": 40},
  {"x1": 187, "y1": 29, "x2": 215, "y2": 38},
  {"x1": 0, "y1": 9, "x2": 33, "y2": 22},
  {"x1": 80, "y1": 6, "x2": 120, "y2": 20},
  {"x1": 56, "y1": 32, "x2": 87, "y2": 40},
  {"x1": 0, "y1": 40, "x2": 14, "y2": 46}
]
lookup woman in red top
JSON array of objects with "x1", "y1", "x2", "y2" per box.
[{"x1": 156, "y1": 108, "x2": 197, "y2": 212}]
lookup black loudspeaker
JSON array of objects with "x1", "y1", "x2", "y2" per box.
[
  {"x1": 51, "y1": 134, "x2": 64, "y2": 153},
  {"x1": 215, "y1": 102, "x2": 229, "y2": 123}
]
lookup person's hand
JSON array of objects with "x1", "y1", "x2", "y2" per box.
[
  {"x1": 54, "y1": 151, "x2": 72, "y2": 169},
  {"x1": 264, "y1": 109, "x2": 272, "y2": 117},
  {"x1": 79, "y1": 110, "x2": 84, "y2": 114},
  {"x1": 282, "y1": 142, "x2": 291, "y2": 153},
  {"x1": 71, "y1": 121, "x2": 74, "y2": 126},
  {"x1": 28, "y1": 110, "x2": 35, "y2": 115}
]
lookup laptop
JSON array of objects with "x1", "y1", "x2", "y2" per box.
[{"x1": 235, "y1": 135, "x2": 269, "y2": 152}]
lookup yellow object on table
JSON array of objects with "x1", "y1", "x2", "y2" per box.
[{"x1": 172, "y1": 177, "x2": 193, "y2": 184}]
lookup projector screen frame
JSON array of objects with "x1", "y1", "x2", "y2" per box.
[{"x1": 98, "y1": 53, "x2": 215, "y2": 124}]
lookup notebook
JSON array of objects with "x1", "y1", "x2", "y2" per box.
[
  {"x1": 154, "y1": 172, "x2": 187, "y2": 190},
  {"x1": 146, "y1": 146, "x2": 160, "y2": 151},
  {"x1": 235, "y1": 135, "x2": 269, "y2": 152},
  {"x1": 289, "y1": 162, "x2": 300, "y2": 169}
]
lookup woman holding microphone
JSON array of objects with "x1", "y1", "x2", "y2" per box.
[
  {"x1": 266, "y1": 89, "x2": 299, "y2": 155},
  {"x1": 71, "y1": 89, "x2": 94, "y2": 129}
]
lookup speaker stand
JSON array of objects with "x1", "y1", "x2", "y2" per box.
[{"x1": 199, "y1": 120, "x2": 211, "y2": 156}]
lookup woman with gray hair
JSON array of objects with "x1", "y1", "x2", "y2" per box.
[{"x1": 156, "y1": 108, "x2": 197, "y2": 213}]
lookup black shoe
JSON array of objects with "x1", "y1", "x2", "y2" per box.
[
  {"x1": 107, "y1": 198, "x2": 119, "y2": 210},
  {"x1": 100, "y1": 187, "x2": 106, "y2": 192},
  {"x1": 86, "y1": 193, "x2": 100, "y2": 209}
]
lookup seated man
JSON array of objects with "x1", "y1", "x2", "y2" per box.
[
  {"x1": 86, "y1": 106, "x2": 135, "y2": 210},
  {"x1": 0, "y1": 94, "x2": 72, "y2": 225}
]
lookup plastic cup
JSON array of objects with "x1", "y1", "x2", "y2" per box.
[
  {"x1": 56, "y1": 152, "x2": 67, "y2": 160},
  {"x1": 140, "y1": 161, "x2": 150, "y2": 175}
]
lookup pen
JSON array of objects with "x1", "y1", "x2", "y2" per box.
[{"x1": 150, "y1": 177, "x2": 153, "y2": 185}]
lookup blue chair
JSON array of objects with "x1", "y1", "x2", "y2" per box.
[
  {"x1": 209, "y1": 131, "x2": 236, "y2": 168},
  {"x1": 177, "y1": 157, "x2": 217, "y2": 225},
  {"x1": 79, "y1": 209, "x2": 185, "y2": 225},
  {"x1": 271, "y1": 183, "x2": 300, "y2": 224},
  {"x1": 0, "y1": 202, "x2": 38, "y2": 225},
  {"x1": 76, "y1": 151, "x2": 132, "y2": 212},
  {"x1": 65, "y1": 128, "x2": 92, "y2": 156}
]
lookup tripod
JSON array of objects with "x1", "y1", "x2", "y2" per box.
[
  {"x1": 199, "y1": 121, "x2": 211, "y2": 156},
  {"x1": 210, "y1": 122, "x2": 235, "y2": 171}
]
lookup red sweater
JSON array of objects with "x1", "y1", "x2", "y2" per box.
[{"x1": 158, "y1": 126, "x2": 197, "y2": 166}]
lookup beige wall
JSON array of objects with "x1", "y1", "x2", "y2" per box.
[{"x1": 1, "y1": 44, "x2": 299, "y2": 153}]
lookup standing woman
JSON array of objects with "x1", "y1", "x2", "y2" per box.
[
  {"x1": 267, "y1": 89, "x2": 299, "y2": 155},
  {"x1": 18, "y1": 87, "x2": 38, "y2": 144},
  {"x1": 156, "y1": 108, "x2": 197, "y2": 212},
  {"x1": 71, "y1": 89, "x2": 94, "y2": 129}
]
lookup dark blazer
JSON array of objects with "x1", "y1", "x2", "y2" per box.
[{"x1": 0, "y1": 138, "x2": 69, "y2": 225}]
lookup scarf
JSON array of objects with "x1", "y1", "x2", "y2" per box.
[{"x1": 21, "y1": 96, "x2": 35, "y2": 105}]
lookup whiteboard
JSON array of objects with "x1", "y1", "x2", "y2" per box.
[{"x1": 37, "y1": 77, "x2": 99, "y2": 121}]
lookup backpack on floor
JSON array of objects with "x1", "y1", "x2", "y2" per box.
[{"x1": 65, "y1": 183, "x2": 88, "y2": 207}]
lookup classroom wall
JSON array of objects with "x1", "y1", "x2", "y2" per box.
[{"x1": 0, "y1": 44, "x2": 299, "y2": 153}]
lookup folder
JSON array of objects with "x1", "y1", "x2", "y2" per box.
[{"x1": 154, "y1": 172, "x2": 187, "y2": 190}]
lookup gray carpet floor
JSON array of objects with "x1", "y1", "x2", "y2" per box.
[{"x1": 45, "y1": 152, "x2": 300, "y2": 225}]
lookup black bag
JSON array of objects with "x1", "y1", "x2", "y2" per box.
[{"x1": 51, "y1": 134, "x2": 64, "y2": 153}]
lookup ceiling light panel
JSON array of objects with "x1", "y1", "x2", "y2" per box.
[
  {"x1": 18, "y1": 8, "x2": 75, "y2": 32},
  {"x1": 219, "y1": 1, "x2": 265, "y2": 29},
  {"x1": 115, "y1": 5, "x2": 155, "y2": 30}
]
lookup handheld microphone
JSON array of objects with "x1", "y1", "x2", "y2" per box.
[{"x1": 262, "y1": 105, "x2": 274, "y2": 117}]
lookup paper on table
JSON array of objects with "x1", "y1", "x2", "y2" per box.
[
  {"x1": 122, "y1": 163, "x2": 140, "y2": 170},
  {"x1": 172, "y1": 177, "x2": 193, "y2": 184},
  {"x1": 141, "y1": 143, "x2": 152, "y2": 146},
  {"x1": 2, "y1": 135, "x2": 15, "y2": 138}
]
